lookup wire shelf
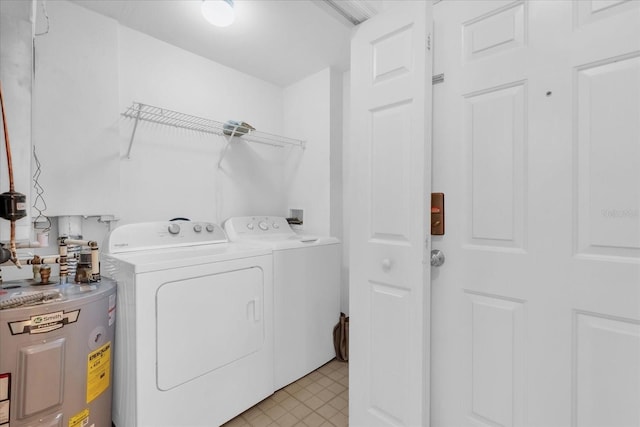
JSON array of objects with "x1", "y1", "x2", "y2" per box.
[{"x1": 121, "y1": 102, "x2": 305, "y2": 158}]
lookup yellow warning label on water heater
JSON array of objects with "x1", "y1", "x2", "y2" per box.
[
  {"x1": 69, "y1": 408, "x2": 89, "y2": 427},
  {"x1": 86, "y1": 341, "x2": 111, "y2": 403}
]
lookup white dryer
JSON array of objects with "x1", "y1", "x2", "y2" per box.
[
  {"x1": 224, "y1": 216, "x2": 341, "y2": 390},
  {"x1": 101, "y1": 221, "x2": 273, "y2": 427}
]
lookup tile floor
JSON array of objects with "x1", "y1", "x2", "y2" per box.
[{"x1": 222, "y1": 359, "x2": 349, "y2": 427}]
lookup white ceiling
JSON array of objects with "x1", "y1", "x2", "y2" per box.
[{"x1": 70, "y1": 0, "x2": 361, "y2": 87}]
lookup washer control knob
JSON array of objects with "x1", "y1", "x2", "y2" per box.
[
  {"x1": 206, "y1": 224, "x2": 215, "y2": 232},
  {"x1": 258, "y1": 221, "x2": 269, "y2": 231},
  {"x1": 168, "y1": 223, "x2": 181, "y2": 235},
  {"x1": 246, "y1": 223, "x2": 255, "y2": 230},
  {"x1": 193, "y1": 224, "x2": 203, "y2": 233},
  {"x1": 273, "y1": 223, "x2": 280, "y2": 229}
]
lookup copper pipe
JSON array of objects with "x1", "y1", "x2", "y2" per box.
[
  {"x1": 0, "y1": 81, "x2": 16, "y2": 193},
  {"x1": 0, "y1": 81, "x2": 21, "y2": 268}
]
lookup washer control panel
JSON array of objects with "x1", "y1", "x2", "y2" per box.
[
  {"x1": 225, "y1": 216, "x2": 294, "y2": 239},
  {"x1": 105, "y1": 221, "x2": 228, "y2": 253}
]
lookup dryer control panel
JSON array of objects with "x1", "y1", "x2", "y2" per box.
[{"x1": 104, "y1": 221, "x2": 228, "y2": 253}]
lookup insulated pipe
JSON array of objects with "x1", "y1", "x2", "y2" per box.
[
  {"x1": 0, "y1": 254, "x2": 75, "y2": 267},
  {"x1": 58, "y1": 240, "x2": 68, "y2": 282},
  {"x1": 59, "y1": 238, "x2": 100, "y2": 281}
]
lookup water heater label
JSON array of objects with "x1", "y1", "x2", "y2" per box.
[
  {"x1": 86, "y1": 341, "x2": 111, "y2": 403},
  {"x1": 68, "y1": 408, "x2": 89, "y2": 427},
  {"x1": 8, "y1": 309, "x2": 80, "y2": 335}
]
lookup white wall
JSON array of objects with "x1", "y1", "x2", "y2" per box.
[
  {"x1": 2, "y1": 0, "x2": 306, "y2": 281},
  {"x1": 31, "y1": 0, "x2": 290, "y2": 229},
  {"x1": 283, "y1": 67, "x2": 346, "y2": 312},
  {"x1": 117, "y1": 25, "x2": 287, "y2": 224},
  {"x1": 283, "y1": 68, "x2": 338, "y2": 237},
  {"x1": 0, "y1": 0, "x2": 33, "y2": 242}
]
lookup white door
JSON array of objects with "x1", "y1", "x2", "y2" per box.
[
  {"x1": 349, "y1": 1, "x2": 432, "y2": 426},
  {"x1": 432, "y1": 1, "x2": 640, "y2": 426}
]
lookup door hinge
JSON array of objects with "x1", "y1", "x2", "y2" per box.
[
  {"x1": 432, "y1": 73, "x2": 445, "y2": 85},
  {"x1": 427, "y1": 34, "x2": 431, "y2": 51}
]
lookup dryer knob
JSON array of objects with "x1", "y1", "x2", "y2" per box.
[
  {"x1": 193, "y1": 224, "x2": 203, "y2": 233},
  {"x1": 246, "y1": 223, "x2": 255, "y2": 230},
  {"x1": 273, "y1": 223, "x2": 280, "y2": 229},
  {"x1": 168, "y1": 223, "x2": 181, "y2": 235},
  {"x1": 206, "y1": 224, "x2": 215, "y2": 232},
  {"x1": 258, "y1": 221, "x2": 269, "y2": 231}
]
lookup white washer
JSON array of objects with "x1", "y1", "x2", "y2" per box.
[
  {"x1": 224, "y1": 216, "x2": 341, "y2": 390},
  {"x1": 101, "y1": 221, "x2": 273, "y2": 427}
]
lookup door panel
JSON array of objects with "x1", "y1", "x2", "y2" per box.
[
  {"x1": 432, "y1": 1, "x2": 640, "y2": 426},
  {"x1": 576, "y1": 53, "x2": 640, "y2": 258},
  {"x1": 465, "y1": 82, "x2": 526, "y2": 250},
  {"x1": 350, "y1": 2, "x2": 432, "y2": 426}
]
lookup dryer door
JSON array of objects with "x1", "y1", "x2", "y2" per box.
[{"x1": 156, "y1": 267, "x2": 265, "y2": 391}]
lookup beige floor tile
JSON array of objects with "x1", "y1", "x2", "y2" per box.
[
  {"x1": 315, "y1": 403, "x2": 338, "y2": 420},
  {"x1": 284, "y1": 382, "x2": 303, "y2": 394},
  {"x1": 316, "y1": 376, "x2": 334, "y2": 388},
  {"x1": 242, "y1": 406, "x2": 265, "y2": 421},
  {"x1": 225, "y1": 360, "x2": 349, "y2": 427},
  {"x1": 326, "y1": 370, "x2": 344, "y2": 382},
  {"x1": 337, "y1": 376, "x2": 348, "y2": 387},
  {"x1": 315, "y1": 388, "x2": 336, "y2": 403},
  {"x1": 306, "y1": 371, "x2": 323, "y2": 381},
  {"x1": 280, "y1": 396, "x2": 301, "y2": 412},
  {"x1": 304, "y1": 395, "x2": 325, "y2": 411},
  {"x1": 273, "y1": 413, "x2": 298, "y2": 427},
  {"x1": 290, "y1": 403, "x2": 313, "y2": 420},
  {"x1": 302, "y1": 412, "x2": 325, "y2": 427},
  {"x1": 304, "y1": 382, "x2": 324, "y2": 395},
  {"x1": 325, "y1": 382, "x2": 346, "y2": 395},
  {"x1": 265, "y1": 404, "x2": 287, "y2": 421},
  {"x1": 249, "y1": 414, "x2": 272, "y2": 427},
  {"x1": 296, "y1": 376, "x2": 314, "y2": 388},
  {"x1": 292, "y1": 388, "x2": 313, "y2": 402},
  {"x1": 328, "y1": 396, "x2": 348, "y2": 412},
  {"x1": 327, "y1": 360, "x2": 344, "y2": 370},
  {"x1": 271, "y1": 389, "x2": 290, "y2": 403},
  {"x1": 258, "y1": 397, "x2": 278, "y2": 411},
  {"x1": 328, "y1": 412, "x2": 348, "y2": 427},
  {"x1": 317, "y1": 364, "x2": 335, "y2": 375}
]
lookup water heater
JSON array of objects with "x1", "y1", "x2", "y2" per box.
[{"x1": 0, "y1": 278, "x2": 116, "y2": 427}]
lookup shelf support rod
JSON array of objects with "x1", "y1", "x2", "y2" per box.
[
  {"x1": 217, "y1": 127, "x2": 239, "y2": 168},
  {"x1": 125, "y1": 103, "x2": 143, "y2": 159}
]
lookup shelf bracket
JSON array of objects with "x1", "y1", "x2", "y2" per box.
[
  {"x1": 125, "y1": 103, "x2": 143, "y2": 159},
  {"x1": 217, "y1": 128, "x2": 239, "y2": 168}
]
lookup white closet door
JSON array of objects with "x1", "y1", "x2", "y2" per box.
[
  {"x1": 431, "y1": 1, "x2": 640, "y2": 425},
  {"x1": 350, "y1": 1, "x2": 433, "y2": 426}
]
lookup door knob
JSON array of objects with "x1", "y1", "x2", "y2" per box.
[
  {"x1": 381, "y1": 258, "x2": 392, "y2": 271},
  {"x1": 430, "y1": 249, "x2": 445, "y2": 267}
]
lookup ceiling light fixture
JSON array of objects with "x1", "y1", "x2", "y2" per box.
[{"x1": 201, "y1": 0, "x2": 235, "y2": 27}]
